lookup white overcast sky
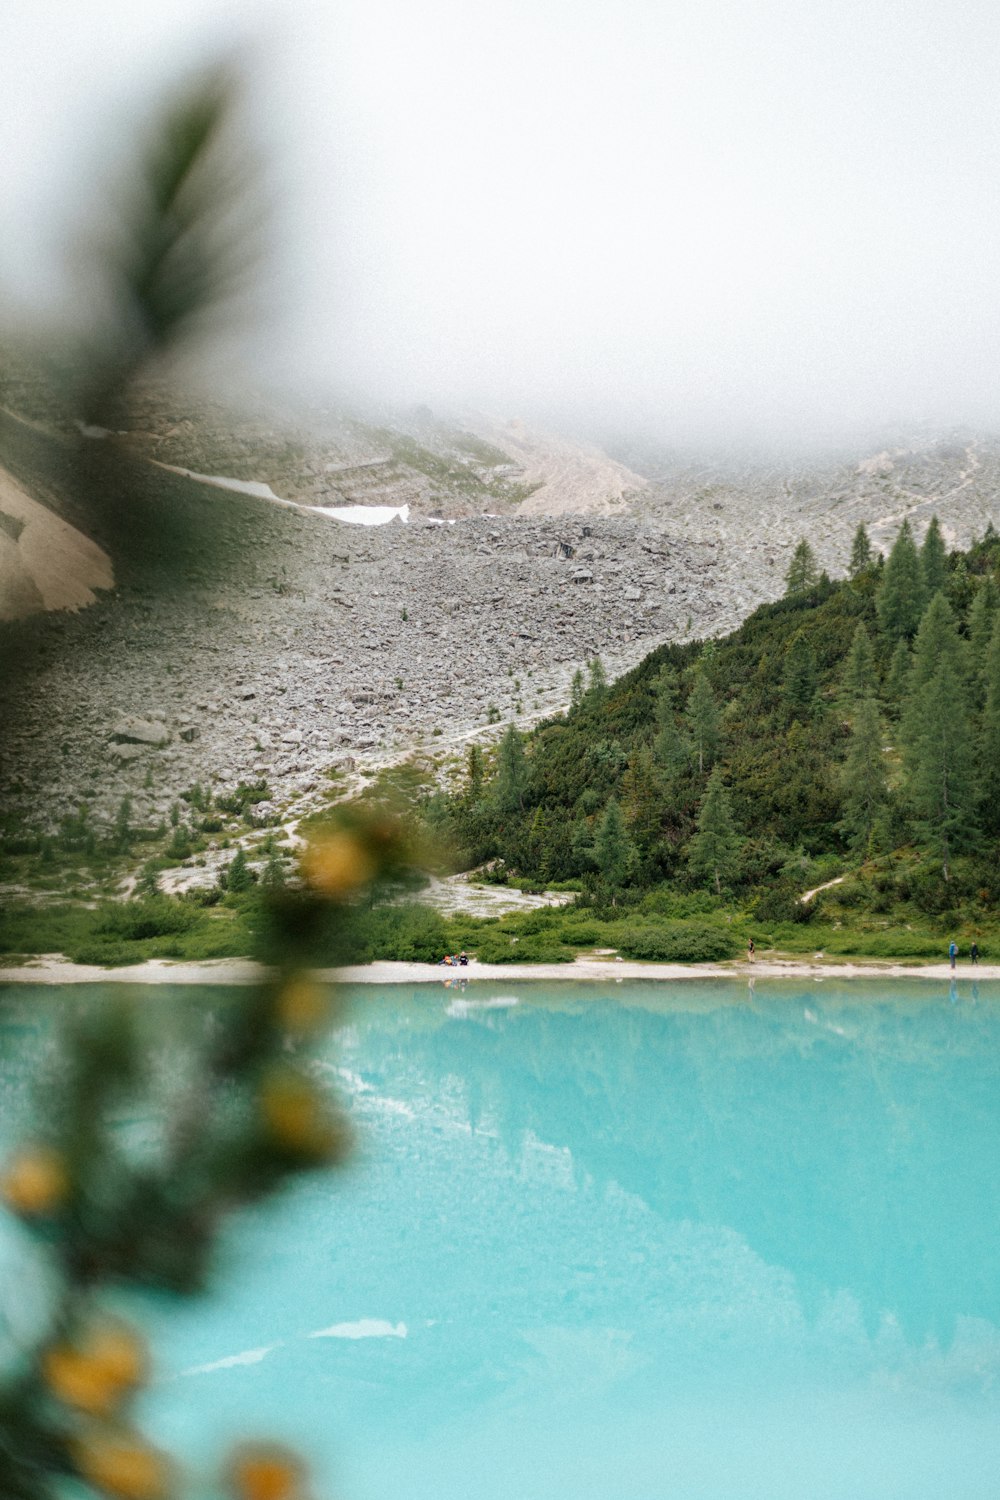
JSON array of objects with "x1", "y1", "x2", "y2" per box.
[{"x1": 4, "y1": 0, "x2": 1000, "y2": 446}]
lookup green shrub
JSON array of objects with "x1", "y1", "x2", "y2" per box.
[
  {"x1": 555, "y1": 918, "x2": 605, "y2": 945},
  {"x1": 616, "y1": 920, "x2": 738, "y2": 962},
  {"x1": 474, "y1": 931, "x2": 573, "y2": 963},
  {"x1": 751, "y1": 879, "x2": 811, "y2": 924},
  {"x1": 216, "y1": 779, "x2": 271, "y2": 815},
  {"x1": 362, "y1": 903, "x2": 449, "y2": 963},
  {"x1": 640, "y1": 888, "x2": 720, "y2": 918},
  {"x1": 68, "y1": 941, "x2": 137, "y2": 966},
  {"x1": 93, "y1": 897, "x2": 199, "y2": 942}
]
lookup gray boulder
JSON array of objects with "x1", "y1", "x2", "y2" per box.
[{"x1": 110, "y1": 717, "x2": 170, "y2": 746}]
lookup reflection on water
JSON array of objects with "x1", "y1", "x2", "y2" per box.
[{"x1": 2, "y1": 979, "x2": 1000, "y2": 1499}]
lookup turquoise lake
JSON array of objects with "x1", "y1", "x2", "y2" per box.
[{"x1": 2, "y1": 977, "x2": 1000, "y2": 1498}]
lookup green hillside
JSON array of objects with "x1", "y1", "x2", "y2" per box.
[{"x1": 426, "y1": 519, "x2": 1000, "y2": 957}]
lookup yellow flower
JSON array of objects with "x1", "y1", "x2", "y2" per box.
[
  {"x1": 0, "y1": 1144, "x2": 68, "y2": 1216},
  {"x1": 259, "y1": 1070, "x2": 337, "y2": 1158},
  {"x1": 72, "y1": 1429, "x2": 173, "y2": 1500},
  {"x1": 43, "y1": 1320, "x2": 148, "y2": 1416},
  {"x1": 275, "y1": 976, "x2": 329, "y2": 1034},
  {"x1": 226, "y1": 1442, "x2": 307, "y2": 1500},
  {"x1": 301, "y1": 830, "x2": 375, "y2": 897}
]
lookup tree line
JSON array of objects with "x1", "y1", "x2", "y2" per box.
[{"x1": 427, "y1": 517, "x2": 1000, "y2": 919}]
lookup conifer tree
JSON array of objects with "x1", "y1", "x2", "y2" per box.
[
  {"x1": 685, "y1": 666, "x2": 720, "y2": 774},
  {"x1": 527, "y1": 805, "x2": 551, "y2": 877},
  {"x1": 969, "y1": 575, "x2": 999, "y2": 652},
  {"x1": 901, "y1": 593, "x2": 967, "y2": 762},
  {"x1": 840, "y1": 622, "x2": 877, "y2": 705},
  {"x1": 977, "y1": 613, "x2": 1000, "y2": 833},
  {"x1": 621, "y1": 746, "x2": 660, "y2": 847},
  {"x1": 593, "y1": 798, "x2": 634, "y2": 893},
  {"x1": 653, "y1": 669, "x2": 689, "y2": 779},
  {"x1": 849, "y1": 523, "x2": 873, "y2": 576},
  {"x1": 688, "y1": 767, "x2": 741, "y2": 895},
  {"x1": 785, "y1": 538, "x2": 820, "y2": 595},
  {"x1": 465, "y1": 742, "x2": 485, "y2": 804},
  {"x1": 920, "y1": 515, "x2": 947, "y2": 596},
  {"x1": 571, "y1": 815, "x2": 595, "y2": 872},
  {"x1": 783, "y1": 631, "x2": 818, "y2": 715},
  {"x1": 586, "y1": 657, "x2": 608, "y2": 705},
  {"x1": 494, "y1": 723, "x2": 529, "y2": 813},
  {"x1": 227, "y1": 845, "x2": 253, "y2": 892},
  {"x1": 840, "y1": 696, "x2": 888, "y2": 852},
  {"x1": 908, "y1": 663, "x2": 973, "y2": 880},
  {"x1": 967, "y1": 577, "x2": 999, "y2": 711},
  {"x1": 876, "y1": 519, "x2": 925, "y2": 640},
  {"x1": 884, "y1": 638, "x2": 912, "y2": 716},
  {"x1": 569, "y1": 667, "x2": 585, "y2": 712}
]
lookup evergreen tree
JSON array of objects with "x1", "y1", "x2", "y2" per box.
[
  {"x1": 967, "y1": 577, "x2": 999, "y2": 711},
  {"x1": 113, "y1": 795, "x2": 133, "y2": 853},
  {"x1": 136, "y1": 860, "x2": 160, "y2": 898},
  {"x1": 465, "y1": 743, "x2": 485, "y2": 804},
  {"x1": 884, "y1": 638, "x2": 912, "y2": 717},
  {"x1": 653, "y1": 669, "x2": 689, "y2": 779},
  {"x1": 570, "y1": 815, "x2": 595, "y2": 872},
  {"x1": 688, "y1": 768, "x2": 741, "y2": 895},
  {"x1": 227, "y1": 846, "x2": 253, "y2": 892},
  {"x1": 849, "y1": 524, "x2": 873, "y2": 576},
  {"x1": 977, "y1": 612, "x2": 1000, "y2": 833},
  {"x1": 494, "y1": 724, "x2": 529, "y2": 814},
  {"x1": 526, "y1": 806, "x2": 551, "y2": 878},
  {"x1": 586, "y1": 657, "x2": 608, "y2": 705},
  {"x1": 621, "y1": 746, "x2": 660, "y2": 847},
  {"x1": 569, "y1": 668, "x2": 585, "y2": 712},
  {"x1": 785, "y1": 539, "x2": 819, "y2": 595},
  {"x1": 908, "y1": 663, "x2": 974, "y2": 880},
  {"x1": 949, "y1": 554, "x2": 972, "y2": 611},
  {"x1": 876, "y1": 519, "x2": 925, "y2": 640},
  {"x1": 685, "y1": 667, "x2": 720, "y2": 774},
  {"x1": 783, "y1": 630, "x2": 818, "y2": 715},
  {"x1": 840, "y1": 622, "x2": 877, "y2": 705},
  {"x1": 260, "y1": 851, "x2": 286, "y2": 889},
  {"x1": 593, "y1": 798, "x2": 634, "y2": 893},
  {"x1": 840, "y1": 696, "x2": 888, "y2": 852},
  {"x1": 920, "y1": 515, "x2": 947, "y2": 596},
  {"x1": 901, "y1": 593, "x2": 967, "y2": 762}
]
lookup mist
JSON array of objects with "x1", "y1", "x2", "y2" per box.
[{"x1": 5, "y1": 0, "x2": 1000, "y2": 452}]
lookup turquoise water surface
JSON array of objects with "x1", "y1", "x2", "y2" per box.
[{"x1": 2, "y1": 978, "x2": 1000, "y2": 1499}]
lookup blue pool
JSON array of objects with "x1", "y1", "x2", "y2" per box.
[{"x1": 2, "y1": 978, "x2": 1000, "y2": 1499}]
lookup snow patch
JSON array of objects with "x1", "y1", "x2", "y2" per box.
[{"x1": 311, "y1": 503, "x2": 410, "y2": 526}]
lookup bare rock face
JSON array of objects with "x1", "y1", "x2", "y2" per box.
[{"x1": 2, "y1": 508, "x2": 753, "y2": 832}]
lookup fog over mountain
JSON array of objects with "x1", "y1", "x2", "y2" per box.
[{"x1": 5, "y1": 0, "x2": 1000, "y2": 450}]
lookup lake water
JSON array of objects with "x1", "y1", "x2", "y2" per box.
[{"x1": 2, "y1": 978, "x2": 1000, "y2": 1499}]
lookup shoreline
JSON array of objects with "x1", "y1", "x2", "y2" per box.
[{"x1": 0, "y1": 956, "x2": 996, "y2": 986}]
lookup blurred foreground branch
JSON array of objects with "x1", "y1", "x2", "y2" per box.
[
  {"x1": 0, "y1": 64, "x2": 408, "y2": 1500},
  {"x1": 1, "y1": 808, "x2": 415, "y2": 1499}
]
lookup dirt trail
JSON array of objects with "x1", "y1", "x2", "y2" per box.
[
  {"x1": 870, "y1": 443, "x2": 982, "y2": 535},
  {"x1": 799, "y1": 875, "x2": 845, "y2": 905}
]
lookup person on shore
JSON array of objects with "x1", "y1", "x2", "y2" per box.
[
  {"x1": 949, "y1": 940, "x2": 958, "y2": 972},
  {"x1": 458, "y1": 951, "x2": 469, "y2": 966},
  {"x1": 971, "y1": 942, "x2": 980, "y2": 966},
  {"x1": 747, "y1": 938, "x2": 755, "y2": 964}
]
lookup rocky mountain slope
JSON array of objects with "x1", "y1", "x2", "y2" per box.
[{"x1": 2, "y1": 374, "x2": 1000, "y2": 840}]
